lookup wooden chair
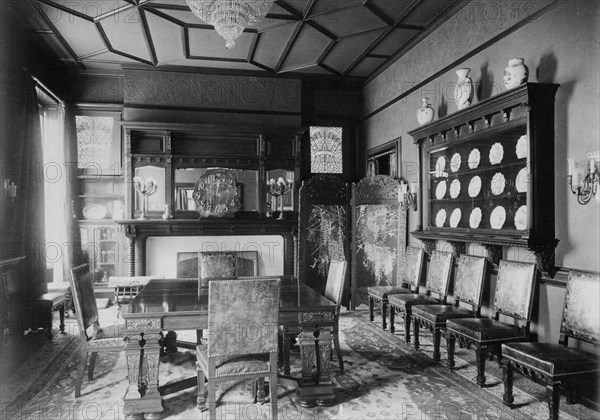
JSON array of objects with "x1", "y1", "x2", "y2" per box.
[
  {"x1": 445, "y1": 259, "x2": 537, "y2": 387},
  {"x1": 388, "y1": 250, "x2": 453, "y2": 343},
  {"x1": 368, "y1": 247, "x2": 424, "y2": 330},
  {"x1": 501, "y1": 270, "x2": 600, "y2": 420},
  {"x1": 196, "y1": 278, "x2": 281, "y2": 420},
  {"x1": 70, "y1": 263, "x2": 126, "y2": 397},
  {"x1": 280, "y1": 260, "x2": 348, "y2": 375},
  {"x1": 198, "y1": 251, "x2": 238, "y2": 288},
  {"x1": 411, "y1": 255, "x2": 487, "y2": 361}
]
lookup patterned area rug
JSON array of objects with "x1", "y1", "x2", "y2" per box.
[{"x1": 2, "y1": 306, "x2": 598, "y2": 419}]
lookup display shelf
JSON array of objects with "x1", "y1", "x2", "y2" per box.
[{"x1": 409, "y1": 83, "x2": 559, "y2": 277}]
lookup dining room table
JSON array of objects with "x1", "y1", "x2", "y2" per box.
[{"x1": 120, "y1": 276, "x2": 337, "y2": 419}]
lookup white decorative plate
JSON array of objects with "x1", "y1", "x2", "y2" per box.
[
  {"x1": 435, "y1": 209, "x2": 447, "y2": 227},
  {"x1": 515, "y1": 205, "x2": 527, "y2": 230},
  {"x1": 469, "y1": 207, "x2": 482, "y2": 229},
  {"x1": 450, "y1": 208, "x2": 462, "y2": 228},
  {"x1": 515, "y1": 167, "x2": 528, "y2": 193},
  {"x1": 450, "y1": 153, "x2": 462, "y2": 172},
  {"x1": 491, "y1": 172, "x2": 506, "y2": 195},
  {"x1": 83, "y1": 204, "x2": 107, "y2": 220},
  {"x1": 435, "y1": 156, "x2": 446, "y2": 177},
  {"x1": 516, "y1": 135, "x2": 528, "y2": 159},
  {"x1": 435, "y1": 180, "x2": 447, "y2": 199},
  {"x1": 450, "y1": 179, "x2": 461, "y2": 198},
  {"x1": 468, "y1": 148, "x2": 480, "y2": 169},
  {"x1": 490, "y1": 206, "x2": 507, "y2": 229},
  {"x1": 489, "y1": 142, "x2": 504, "y2": 165},
  {"x1": 468, "y1": 176, "x2": 482, "y2": 197}
]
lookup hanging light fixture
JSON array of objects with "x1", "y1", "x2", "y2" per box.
[{"x1": 185, "y1": 0, "x2": 274, "y2": 49}]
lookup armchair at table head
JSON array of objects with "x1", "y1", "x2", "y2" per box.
[
  {"x1": 198, "y1": 251, "x2": 238, "y2": 288},
  {"x1": 501, "y1": 270, "x2": 600, "y2": 420},
  {"x1": 196, "y1": 277, "x2": 281, "y2": 420},
  {"x1": 69, "y1": 264, "x2": 125, "y2": 397}
]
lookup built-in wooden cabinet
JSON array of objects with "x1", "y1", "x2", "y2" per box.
[
  {"x1": 409, "y1": 83, "x2": 559, "y2": 277},
  {"x1": 79, "y1": 221, "x2": 125, "y2": 282},
  {"x1": 122, "y1": 123, "x2": 304, "y2": 220}
]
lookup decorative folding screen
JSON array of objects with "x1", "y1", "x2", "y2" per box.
[
  {"x1": 351, "y1": 176, "x2": 407, "y2": 308},
  {"x1": 298, "y1": 175, "x2": 349, "y2": 296}
]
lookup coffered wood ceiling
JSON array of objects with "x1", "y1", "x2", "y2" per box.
[{"x1": 24, "y1": 0, "x2": 465, "y2": 82}]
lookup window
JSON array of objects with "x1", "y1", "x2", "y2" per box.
[
  {"x1": 310, "y1": 126, "x2": 343, "y2": 174},
  {"x1": 75, "y1": 111, "x2": 121, "y2": 175}
]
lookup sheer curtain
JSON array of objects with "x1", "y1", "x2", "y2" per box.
[{"x1": 39, "y1": 96, "x2": 84, "y2": 286}]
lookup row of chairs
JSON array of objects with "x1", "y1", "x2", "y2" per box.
[
  {"x1": 368, "y1": 248, "x2": 599, "y2": 420},
  {"x1": 68, "y1": 260, "x2": 348, "y2": 420}
]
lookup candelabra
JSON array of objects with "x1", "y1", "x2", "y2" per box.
[
  {"x1": 2, "y1": 179, "x2": 17, "y2": 207},
  {"x1": 267, "y1": 177, "x2": 293, "y2": 220},
  {"x1": 567, "y1": 157, "x2": 599, "y2": 205},
  {"x1": 133, "y1": 177, "x2": 157, "y2": 219},
  {"x1": 399, "y1": 182, "x2": 418, "y2": 211}
]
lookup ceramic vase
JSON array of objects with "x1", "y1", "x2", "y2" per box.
[
  {"x1": 503, "y1": 58, "x2": 529, "y2": 89},
  {"x1": 417, "y1": 97, "x2": 435, "y2": 126},
  {"x1": 161, "y1": 204, "x2": 172, "y2": 220},
  {"x1": 454, "y1": 68, "x2": 473, "y2": 110}
]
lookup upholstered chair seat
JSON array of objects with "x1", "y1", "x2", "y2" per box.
[
  {"x1": 367, "y1": 286, "x2": 412, "y2": 300},
  {"x1": 411, "y1": 305, "x2": 475, "y2": 324},
  {"x1": 502, "y1": 342, "x2": 599, "y2": 376},
  {"x1": 446, "y1": 318, "x2": 527, "y2": 342},
  {"x1": 387, "y1": 294, "x2": 442, "y2": 310}
]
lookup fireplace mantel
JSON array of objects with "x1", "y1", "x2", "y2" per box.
[{"x1": 115, "y1": 218, "x2": 297, "y2": 276}]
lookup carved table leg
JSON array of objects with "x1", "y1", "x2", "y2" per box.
[
  {"x1": 389, "y1": 306, "x2": 395, "y2": 334},
  {"x1": 58, "y1": 302, "x2": 65, "y2": 333},
  {"x1": 123, "y1": 325, "x2": 163, "y2": 419},
  {"x1": 369, "y1": 297, "x2": 374, "y2": 322},
  {"x1": 502, "y1": 361, "x2": 515, "y2": 406}
]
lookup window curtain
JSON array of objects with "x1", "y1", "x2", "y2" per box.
[
  {"x1": 41, "y1": 102, "x2": 84, "y2": 285},
  {"x1": 11, "y1": 74, "x2": 46, "y2": 295}
]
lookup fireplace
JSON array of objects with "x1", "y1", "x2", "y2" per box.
[
  {"x1": 116, "y1": 218, "x2": 297, "y2": 277},
  {"x1": 146, "y1": 235, "x2": 285, "y2": 278}
]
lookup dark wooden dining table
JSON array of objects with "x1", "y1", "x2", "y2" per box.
[{"x1": 121, "y1": 277, "x2": 337, "y2": 419}]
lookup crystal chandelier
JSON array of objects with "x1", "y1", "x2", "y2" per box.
[{"x1": 186, "y1": 0, "x2": 274, "y2": 49}]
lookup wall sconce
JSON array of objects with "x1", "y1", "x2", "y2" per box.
[
  {"x1": 399, "y1": 182, "x2": 418, "y2": 211},
  {"x1": 3, "y1": 179, "x2": 17, "y2": 206},
  {"x1": 568, "y1": 155, "x2": 599, "y2": 205}
]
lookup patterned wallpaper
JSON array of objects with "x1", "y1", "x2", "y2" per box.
[
  {"x1": 361, "y1": 0, "x2": 558, "y2": 117},
  {"x1": 124, "y1": 69, "x2": 301, "y2": 113}
]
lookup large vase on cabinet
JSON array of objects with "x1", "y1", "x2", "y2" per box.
[
  {"x1": 503, "y1": 58, "x2": 529, "y2": 89},
  {"x1": 417, "y1": 97, "x2": 435, "y2": 126},
  {"x1": 454, "y1": 68, "x2": 473, "y2": 110}
]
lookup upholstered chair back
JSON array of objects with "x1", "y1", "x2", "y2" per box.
[
  {"x1": 453, "y1": 255, "x2": 487, "y2": 308},
  {"x1": 493, "y1": 260, "x2": 536, "y2": 321},
  {"x1": 70, "y1": 264, "x2": 100, "y2": 340},
  {"x1": 207, "y1": 278, "x2": 280, "y2": 357},
  {"x1": 425, "y1": 251, "x2": 454, "y2": 297},
  {"x1": 560, "y1": 270, "x2": 600, "y2": 345},
  {"x1": 324, "y1": 260, "x2": 347, "y2": 315},
  {"x1": 399, "y1": 247, "x2": 425, "y2": 290}
]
